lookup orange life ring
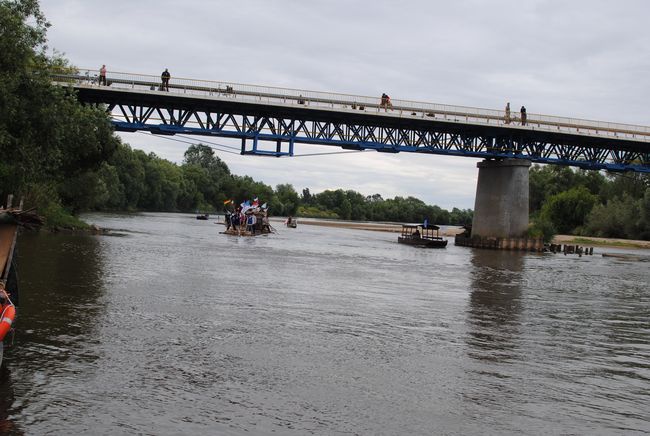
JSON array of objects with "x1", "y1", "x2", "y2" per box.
[{"x1": 0, "y1": 304, "x2": 15, "y2": 342}]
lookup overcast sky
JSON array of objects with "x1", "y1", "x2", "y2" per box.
[{"x1": 40, "y1": 0, "x2": 650, "y2": 209}]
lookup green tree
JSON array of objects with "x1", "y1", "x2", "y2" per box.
[
  {"x1": 540, "y1": 186, "x2": 598, "y2": 234},
  {"x1": 0, "y1": 0, "x2": 118, "y2": 222},
  {"x1": 182, "y1": 144, "x2": 232, "y2": 208},
  {"x1": 301, "y1": 188, "x2": 313, "y2": 206},
  {"x1": 275, "y1": 184, "x2": 300, "y2": 216},
  {"x1": 585, "y1": 193, "x2": 643, "y2": 239}
]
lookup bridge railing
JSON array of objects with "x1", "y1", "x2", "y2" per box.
[{"x1": 51, "y1": 69, "x2": 650, "y2": 142}]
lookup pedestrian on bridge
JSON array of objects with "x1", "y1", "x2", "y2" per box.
[
  {"x1": 520, "y1": 106, "x2": 527, "y2": 126},
  {"x1": 504, "y1": 102, "x2": 511, "y2": 124},
  {"x1": 99, "y1": 64, "x2": 107, "y2": 86},
  {"x1": 380, "y1": 93, "x2": 393, "y2": 111},
  {"x1": 161, "y1": 68, "x2": 171, "y2": 91}
]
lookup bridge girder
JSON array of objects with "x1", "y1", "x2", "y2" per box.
[{"x1": 106, "y1": 102, "x2": 650, "y2": 173}]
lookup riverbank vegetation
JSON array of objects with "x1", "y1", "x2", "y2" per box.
[
  {"x1": 529, "y1": 166, "x2": 649, "y2": 240},
  {"x1": 1, "y1": 0, "x2": 648, "y2": 241}
]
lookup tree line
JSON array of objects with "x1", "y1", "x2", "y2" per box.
[
  {"x1": 70, "y1": 141, "x2": 476, "y2": 226},
  {"x1": 529, "y1": 165, "x2": 649, "y2": 240}
]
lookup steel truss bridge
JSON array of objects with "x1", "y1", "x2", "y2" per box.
[{"x1": 54, "y1": 69, "x2": 650, "y2": 173}]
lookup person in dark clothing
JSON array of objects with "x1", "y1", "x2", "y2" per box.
[
  {"x1": 225, "y1": 211, "x2": 232, "y2": 230},
  {"x1": 161, "y1": 68, "x2": 171, "y2": 91},
  {"x1": 520, "y1": 106, "x2": 527, "y2": 126}
]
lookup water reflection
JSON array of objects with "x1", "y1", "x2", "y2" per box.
[
  {"x1": 0, "y1": 232, "x2": 106, "y2": 433},
  {"x1": 14, "y1": 232, "x2": 106, "y2": 352},
  {"x1": 0, "y1": 366, "x2": 23, "y2": 436},
  {"x1": 466, "y1": 249, "x2": 524, "y2": 362}
]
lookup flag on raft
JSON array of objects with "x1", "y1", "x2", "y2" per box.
[
  {"x1": 261, "y1": 203, "x2": 268, "y2": 209},
  {"x1": 252, "y1": 197, "x2": 259, "y2": 207},
  {"x1": 423, "y1": 218, "x2": 429, "y2": 228},
  {"x1": 223, "y1": 199, "x2": 232, "y2": 205},
  {"x1": 240, "y1": 200, "x2": 252, "y2": 214}
]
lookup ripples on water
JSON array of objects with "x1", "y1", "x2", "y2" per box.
[{"x1": 1, "y1": 213, "x2": 648, "y2": 435}]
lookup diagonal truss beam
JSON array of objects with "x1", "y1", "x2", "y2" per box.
[{"x1": 106, "y1": 102, "x2": 650, "y2": 173}]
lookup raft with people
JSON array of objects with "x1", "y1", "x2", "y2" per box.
[{"x1": 221, "y1": 198, "x2": 275, "y2": 236}]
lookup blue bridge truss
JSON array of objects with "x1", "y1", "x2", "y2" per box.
[{"x1": 58, "y1": 72, "x2": 650, "y2": 173}]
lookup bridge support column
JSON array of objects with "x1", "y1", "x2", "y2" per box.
[{"x1": 471, "y1": 159, "x2": 531, "y2": 239}]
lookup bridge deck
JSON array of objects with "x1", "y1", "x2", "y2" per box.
[{"x1": 54, "y1": 69, "x2": 650, "y2": 144}]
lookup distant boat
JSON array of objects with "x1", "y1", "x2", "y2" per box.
[
  {"x1": 196, "y1": 213, "x2": 209, "y2": 220},
  {"x1": 398, "y1": 224, "x2": 447, "y2": 248}
]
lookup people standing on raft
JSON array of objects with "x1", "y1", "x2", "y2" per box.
[{"x1": 223, "y1": 200, "x2": 272, "y2": 235}]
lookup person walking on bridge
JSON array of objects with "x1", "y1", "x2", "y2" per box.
[
  {"x1": 161, "y1": 68, "x2": 171, "y2": 91},
  {"x1": 520, "y1": 105, "x2": 527, "y2": 126},
  {"x1": 99, "y1": 64, "x2": 107, "y2": 86}
]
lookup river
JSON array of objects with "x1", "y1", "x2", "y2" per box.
[{"x1": 1, "y1": 212, "x2": 648, "y2": 435}]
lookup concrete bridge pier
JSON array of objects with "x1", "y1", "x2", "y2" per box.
[{"x1": 471, "y1": 159, "x2": 531, "y2": 239}]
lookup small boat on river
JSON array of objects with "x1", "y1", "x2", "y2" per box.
[
  {"x1": 285, "y1": 216, "x2": 297, "y2": 228},
  {"x1": 398, "y1": 224, "x2": 447, "y2": 248},
  {"x1": 196, "y1": 213, "x2": 209, "y2": 220}
]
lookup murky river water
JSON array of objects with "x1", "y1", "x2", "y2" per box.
[{"x1": 1, "y1": 212, "x2": 649, "y2": 435}]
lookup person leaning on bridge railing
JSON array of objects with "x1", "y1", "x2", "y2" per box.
[
  {"x1": 520, "y1": 105, "x2": 527, "y2": 126},
  {"x1": 380, "y1": 93, "x2": 393, "y2": 111},
  {"x1": 161, "y1": 68, "x2": 171, "y2": 91},
  {"x1": 504, "y1": 102, "x2": 511, "y2": 124}
]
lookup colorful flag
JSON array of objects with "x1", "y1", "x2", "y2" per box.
[
  {"x1": 240, "y1": 200, "x2": 252, "y2": 214},
  {"x1": 423, "y1": 218, "x2": 429, "y2": 228},
  {"x1": 261, "y1": 202, "x2": 268, "y2": 209},
  {"x1": 252, "y1": 197, "x2": 259, "y2": 207}
]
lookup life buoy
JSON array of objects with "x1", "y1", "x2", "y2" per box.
[{"x1": 0, "y1": 304, "x2": 15, "y2": 342}]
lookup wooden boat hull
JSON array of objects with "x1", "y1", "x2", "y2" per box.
[{"x1": 398, "y1": 236, "x2": 448, "y2": 248}]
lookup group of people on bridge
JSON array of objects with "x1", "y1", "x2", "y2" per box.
[
  {"x1": 98, "y1": 66, "x2": 532, "y2": 127},
  {"x1": 504, "y1": 102, "x2": 527, "y2": 126},
  {"x1": 97, "y1": 65, "x2": 172, "y2": 91}
]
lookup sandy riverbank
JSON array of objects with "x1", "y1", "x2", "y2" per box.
[
  {"x1": 295, "y1": 219, "x2": 464, "y2": 236},
  {"x1": 292, "y1": 219, "x2": 649, "y2": 250}
]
